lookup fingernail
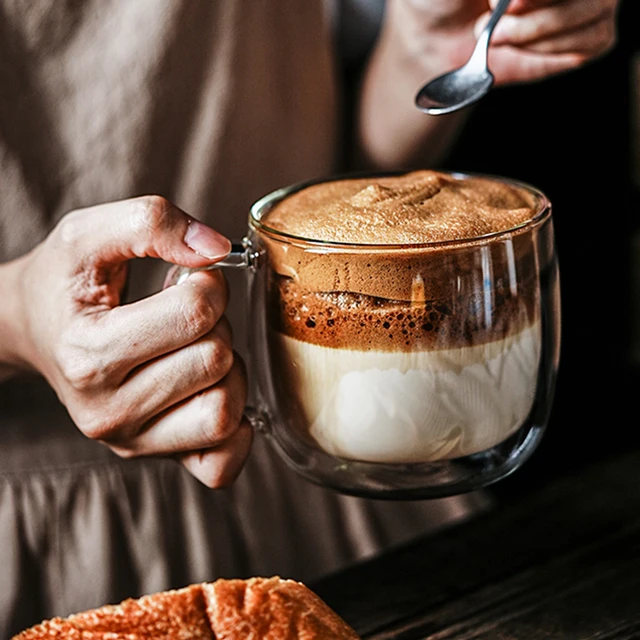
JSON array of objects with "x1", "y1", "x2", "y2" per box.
[{"x1": 184, "y1": 220, "x2": 231, "y2": 259}]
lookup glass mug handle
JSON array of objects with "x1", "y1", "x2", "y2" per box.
[
  {"x1": 163, "y1": 237, "x2": 269, "y2": 433},
  {"x1": 164, "y1": 237, "x2": 259, "y2": 284}
]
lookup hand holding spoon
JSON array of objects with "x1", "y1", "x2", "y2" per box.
[{"x1": 415, "y1": 0, "x2": 511, "y2": 115}]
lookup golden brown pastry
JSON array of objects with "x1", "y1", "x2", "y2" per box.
[{"x1": 12, "y1": 576, "x2": 360, "y2": 639}]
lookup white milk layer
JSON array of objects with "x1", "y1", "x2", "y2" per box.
[{"x1": 277, "y1": 323, "x2": 541, "y2": 463}]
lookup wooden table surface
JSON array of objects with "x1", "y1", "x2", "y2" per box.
[{"x1": 312, "y1": 448, "x2": 640, "y2": 639}]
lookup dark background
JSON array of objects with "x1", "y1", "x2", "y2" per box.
[
  {"x1": 438, "y1": 0, "x2": 640, "y2": 498},
  {"x1": 341, "y1": 0, "x2": 640, "y2": 500}
]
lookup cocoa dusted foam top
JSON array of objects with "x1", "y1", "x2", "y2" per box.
[
  {"x1": 259, "y1": 170, "x2": 545, "y2": 302},
  {"x1": 262, "y1": 170, "x2": 538, "y2": 245}
]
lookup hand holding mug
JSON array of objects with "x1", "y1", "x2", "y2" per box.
[{"x1": 1, "y1": 196, "x2": 252, "y2": 488}]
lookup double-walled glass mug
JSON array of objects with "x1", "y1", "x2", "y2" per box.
[{"x1": 166, "y1": 172, "x2": 560, "y2": 500}]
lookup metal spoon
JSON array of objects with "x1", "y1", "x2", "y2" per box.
[{"x1": 415, "y1": 0, "x2": 511, "y2": 115}]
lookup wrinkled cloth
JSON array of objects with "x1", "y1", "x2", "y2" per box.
[{"x1": 0, "y1": 1, "x2": 488, "y2": 636}]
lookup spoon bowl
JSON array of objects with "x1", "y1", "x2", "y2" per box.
[
  {"x1": 416, "y1": 68, "x2": 495, "y2": 115},
  {"x1": 415, "y1": 0, "x2": 511, "y2": 115}
]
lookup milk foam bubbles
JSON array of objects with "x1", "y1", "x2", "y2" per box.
[{"x1": 278, "y1": 323, "x2": 541, "y2": 463}]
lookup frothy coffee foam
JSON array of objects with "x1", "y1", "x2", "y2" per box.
[
  {"x1": 261, "y1": 171, "x2": 541, "y2": 302},
  {"x1": 263, "y1": 170, "x2": 537, "y2": 245}
]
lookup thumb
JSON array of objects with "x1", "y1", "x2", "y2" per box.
[{"x1": 63, "y1": 195, "x2": 231, "y2": 268}]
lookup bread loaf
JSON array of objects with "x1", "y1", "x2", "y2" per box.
[{"x1": 12, "y1": 576, "x2": 360, "y2": 639}]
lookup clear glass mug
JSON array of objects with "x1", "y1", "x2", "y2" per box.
[{"x1": 166, "y1": 172, "x2": 560, "y2": 499}]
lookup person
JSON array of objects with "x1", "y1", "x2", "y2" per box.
[{"x1": 0, "y1": 0, "x2": 619, "y2": 635}]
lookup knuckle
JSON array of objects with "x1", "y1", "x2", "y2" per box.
[
  {"x1": 55, "y1": 344, "x2": 106, "y2": 392},
  {"x1": 599, "y1": 21, "x2": 617, "y2": 52},
  {"x1": 190, "y1": 270, "x2": 229, "y2": 317},
  {"x1": 54, "y1": 326, "x2": 124, "y2": 391},
  {"x1": 179, "y1": 289, "x2": 217, "y2": 337},
  {"x1": 198, "y1": 339, "x2": 234, "y2": 384},
  {"x1": 202, "y1": 392, "x2": 236, "y2": 443},
  {"x1": 77, "y1": 408, "x2": 125, "y2": 441},
  {"x1": 591, "y1": 9, "x2": 617, "y2": 49},
  {"x1": 133, "y1": 195, "x2": 173, "y2": 235},
  {"x1": 199, "y1": 383, "x2": 244, "y2": 445},
  {"x1": 55, "y1": 210, "x2": 86, "y2": 248}
]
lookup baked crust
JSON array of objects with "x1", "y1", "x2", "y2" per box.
[
  {"x1": 204, "y1": 576, "x2": 360, "y2": 639},
  {"x1": 12, "y1": 577, "x2": 360, "y2": 639}
]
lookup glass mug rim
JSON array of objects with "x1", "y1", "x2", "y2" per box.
[{"x1": 249, "y1": 170, "x2": 552, "y2": 252}]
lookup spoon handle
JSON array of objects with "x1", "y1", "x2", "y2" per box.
[
  {"x1": 485, "y1": 0, "x2": 512, "y2": 35},
  {"x1": 469, "y1": 0, "x2": 512, "y2": 69}
]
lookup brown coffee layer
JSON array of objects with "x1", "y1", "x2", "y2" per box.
[{"x1": 269, "y1": 275, "x2": 538, "y2": 352}]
